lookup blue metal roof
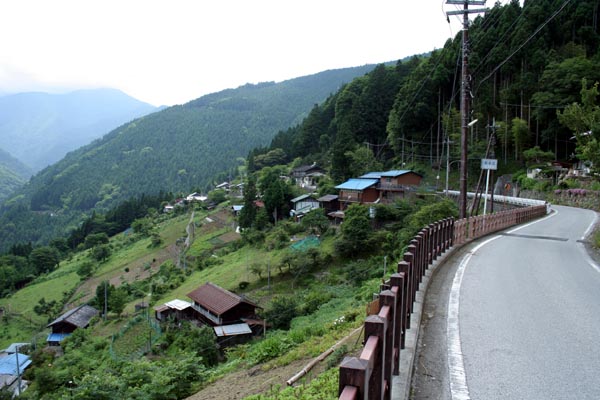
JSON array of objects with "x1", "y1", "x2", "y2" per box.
[
  {"x1": 360, "y1": 170, "x2": 413, "y2": 179},
  {"x1": 335, "y1": 178, "x2": 379, "y2": 191},
  {"x1": 47, "y1": 333, "x2": 71, "y2": 343},
  {"x1": 0, "y1": 353, "x2": 31, "y2": 375}
]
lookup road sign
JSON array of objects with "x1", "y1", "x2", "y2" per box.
[{"x1": 481, "y1": 158, "x2": 497, "y2": 170}]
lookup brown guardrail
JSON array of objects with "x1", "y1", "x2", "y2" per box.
[{"x1": 338, "y1": 204, "x2": 547, "y2": 399}]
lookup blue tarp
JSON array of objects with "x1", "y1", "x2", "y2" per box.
[{"x1": 0, "y1": 353, "x2": 31, "y2": 375}]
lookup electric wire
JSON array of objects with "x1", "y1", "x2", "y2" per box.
[{"x1": 474, "y1": 0, "x2": 575, "y2": 92}]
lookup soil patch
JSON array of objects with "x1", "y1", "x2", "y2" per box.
[{"x1": 186, "y1": 358, "x2": 324, "y2": 400}]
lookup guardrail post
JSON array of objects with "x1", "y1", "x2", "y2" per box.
[
  {"x1": 397, "y1": 261, "x2": 411, "y2": 346},
  {"x1": 380, "y1": 290, "x2": 396, "y2": 396},
  {"x1": 403, "y1": 251, "x2": 415, "y2": 313},
  {"x1": 365, "y1": 315, "x2": 386, "y2": 400},
  {"x1": 410, "y1": 239, "x2": 422, "y2": 285},
  {"x1": 389, "y1": 273, "x2": 404, "y2": 372},
  {"x1": 379, "y1": 290, "x2": 396, "y2": 400},
  {"x1": 339, "y1": 357, "x2": 368, "y2": 400}
]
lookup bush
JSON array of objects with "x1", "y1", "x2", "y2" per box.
[
  {"x1": 250, "y1": 335, "x2": 294, "y2": 364},
  {"x1": 264, "y1": 296, "x2": 299, "y2": 330},
  {"x1": 300, "y1": 290, "x2": 333, "y2": 315},
  {"x1": 238, "y1": 281, "x2": 249, "y2": 290},
  {"x1": 76, "y1": 261, "x2": 96, "y2": 279}
]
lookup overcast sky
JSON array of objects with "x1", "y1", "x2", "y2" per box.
[{"x1": 0, "y1": 1, "x2": 513, "y2": 107}]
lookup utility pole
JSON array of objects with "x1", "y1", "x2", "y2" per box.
[{"x1": 447, "y1": 0, "x2": 487, "y2": 218}]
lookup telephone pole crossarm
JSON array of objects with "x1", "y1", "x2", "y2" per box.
[{"x1": 447, "y1": 8, "x2": 489, "y2": 16}]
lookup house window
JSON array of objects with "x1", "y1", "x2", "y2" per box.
[{"x1": 385, "y1": 178, "x2": 391, "y2": 183}]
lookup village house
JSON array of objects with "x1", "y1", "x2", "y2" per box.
[
  {"x1": 186, "y1": 192, "x2": 208, "y2": 203},
  {"x1": 317, "y1": 194, "x2": 339, "y2": 215},
  {"x1": 184, "y1": 282, "x2": 264, "y2": 344},
  {"x1": 362, "y1": 170, "x2": 422, "y2": 203},
  {"x1": 290, "y1": 163, "x2": 325, "y2": 189},
  {"x1": 290, "y1": 193, "x2": 320, "y2": 219},
  {"x1": 335, "y1": 169, "x2": 422, "y2": 210},
  {"x1": 46, "y1": 304, "x2": 98, "y2": 346},
  {"x1": 187, "y1": 282, "x2": 259, "y2": 326},
  {"x1": 335, "y1": 178, "x2": 380, "y2": 211}
]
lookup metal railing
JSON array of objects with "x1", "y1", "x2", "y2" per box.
[{"x1": 338, "y1": 202, "x2": 548, "y2": 399}]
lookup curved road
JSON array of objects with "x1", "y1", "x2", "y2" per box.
[{"x1": 411, "y1": 205, "x2": 600, "y2": 400}]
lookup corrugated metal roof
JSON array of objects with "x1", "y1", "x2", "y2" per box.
[
  {"x1": 0, "y1": 353, "x2": 31, "y2": 375},
  {"x1": 154, "y1": 305, "x2": 169, "y2": 312},
  {"x1": 291, "y1": 194, "x2": 311, "y2": 203},
  {"x1": 47, "y1": 305, "x2": 98, "y2": 329},
  {"x1": 46, "y1": 333, "x2": 71, "y2": 343},
  {"x1": 187, "y1": 283, "x2": 257, "y2": 316},
  {"x1": 213, "y1": 323, "x2": 252, "y2": 337},
  {"x1": 165, "y1": 299, "x2": 192, "y2": 310},
  {"x1": 2, "y1": 343, "x2": 29, "y2": 354},
  {"x1": 359, "y1": 171, "x2": 385, "y2": 179},
  {"x1": 335, "y1": 179, "x2": 378, "y2": 191},
  {"x1": 317, "y1": 194, "x2": 338, "y2": 202}
]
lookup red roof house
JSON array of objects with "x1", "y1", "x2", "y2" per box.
[{"x1": 187, "y1": 283, "x2": 259, "y2": 326}]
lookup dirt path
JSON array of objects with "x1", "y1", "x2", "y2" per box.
[
  {"x1": 187, "y1": 326, "x2": 364, "y2": 400},
  {"x1": 187, "y1": 358, "x2": 323, "y2": 400}
]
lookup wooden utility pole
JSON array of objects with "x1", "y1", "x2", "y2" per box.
[{"x1": 447, "y1": 0, "x2": 487, "y2": 218}]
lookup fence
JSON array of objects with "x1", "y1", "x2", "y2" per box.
[{"x1": 338, "y1": 202, "x2": 548, "y2": 400}]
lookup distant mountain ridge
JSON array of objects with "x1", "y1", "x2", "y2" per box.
[
  {"x1": 0, "y1": 64, "x2": 376, "y2": 248},
  {"x1": 0, "y1": 88, "x2": 159, "y2": 172}
]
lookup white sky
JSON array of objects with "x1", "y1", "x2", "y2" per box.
[{"x1": 0, "y1": 0, "x2": 513, "y2": 107}]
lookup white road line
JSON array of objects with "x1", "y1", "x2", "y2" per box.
[
  {"x1": 447, "y1": 211, "x2": 555, "y2": 400},
  {"x1": 576, "y1": 209, "x2": 600, "y2": 274},
  {"x1": 582, "y1": 210, "x2": 598, "y2": 240}
]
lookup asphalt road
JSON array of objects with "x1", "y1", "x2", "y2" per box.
[{"x1": 411, "y1": 205, "x2": 600, "y2": 400}]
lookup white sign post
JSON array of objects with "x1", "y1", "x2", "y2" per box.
[{"x1": 481, "y1": 159, "x2": 497, "y2": 215}]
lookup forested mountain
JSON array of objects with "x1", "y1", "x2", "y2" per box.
[
  {"x1": 0, "y1": 147, "x2": 31, "y2": 202},
  {"x1": 255, "y1": 0, "x2": 600, "y2": 184},
  {"x1": 0, "y1": 89, "x2": 158, "y2": 172},
  {"x1": 2, "y1": 0, "x2": 599, "y2": 251},
  {"x1": 0, "y1": 65, "x2": 375, "y2": 250}
]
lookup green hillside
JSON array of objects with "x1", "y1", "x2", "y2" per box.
[
  {"x1": 0, "y1": 66, "x2": 375, "y2": 251},
  {"x1": 0, "y1": 147, "x2": 31, "y2": 202}
]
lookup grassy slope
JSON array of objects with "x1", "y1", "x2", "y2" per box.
[{"x1": 0, "y1": 204, "x2": 373, "y2": 400}]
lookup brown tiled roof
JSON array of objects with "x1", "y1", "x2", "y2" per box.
[{"x1": 187, "y1": 282, "x2": 257, "y2": 316}]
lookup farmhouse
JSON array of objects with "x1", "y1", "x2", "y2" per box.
[
  {"x1": 335, "y1": 178, "x2": 380, "y2": 210},
  {"x1": 291, "y1": 163, "x2": 325, "y2": 189},
  {"x1": 335, "y1": 169, "x2": 422, "y2": 210},
  {"x1": 187, "y1": 282, "x2": 259, "y2": 326},
  {"x1": 46, "y1": 304, "x2": 98, "y2": 346},
  {"x1": 290, "y1": 193, "x2": 320, "y2": 218}
]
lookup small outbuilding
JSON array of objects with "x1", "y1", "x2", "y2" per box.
[
  {"x1": 46, "y1": 304, "x2": 98, "y2": 346},
  {"x1": 290, "y1": 194, "x2": 320, "y2": 218},
  {"x1": 154, "y1": 299, "x2": 195, "y2": 321}
]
